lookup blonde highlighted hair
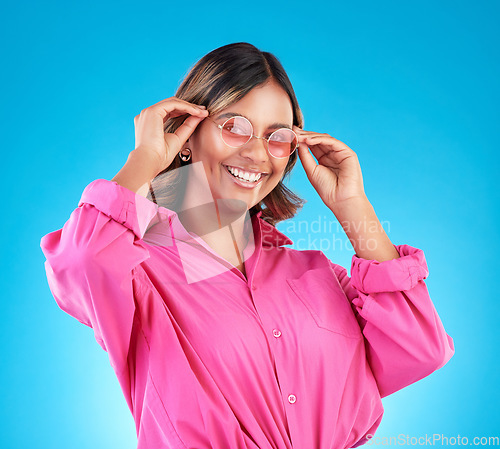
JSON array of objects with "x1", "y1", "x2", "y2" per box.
[{"x1": 147, "y1": 42, "x2": 305, "y2": 226}]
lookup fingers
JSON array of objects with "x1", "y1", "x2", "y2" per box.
[
  {"x1": 294, "y1": 126, "x2": 322, "y2": 152},
  {"x1": 133, "y1": 96, "x2": 209, "y2": 165},
  {"x1": 297, "y1": 141, "x2": 318, "y2": 176},
  {"x1": 152, "y1": 97, "x2": 207, "y2": 118},
  {"x1": 173, "y1": 112, "x2": 208, "y2": 145},
  {"x1": 136, "y1": 98, "x2": 207, "y2": 130},
  {"x1": 293, "y1": 126, "x2": 358, "y2": 172},
  {"x1": 293, "y1": 127, "x2": 318, "y2": 170},
  {"x1": 293, "y1": 126, "x2": 354, "y2": 154},
  {"x1": 294, "y1": 126, "x2": 326, "y2": 162},
  {"x1": 294, "y1": 125, "x2": 338, "y2": 142},
  {"x1": 136, "y1": 96, "x2": 207, "y2": 139},
  {"x1": 165, "y1": 107, "x2": 207, "y2": 120}
]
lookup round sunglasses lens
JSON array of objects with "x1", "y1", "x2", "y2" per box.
[
  {"x1": 220, "y1": 117, "x2": 252, "y2": 147},
  {"x1": 268, "y1": 129, "x2": 298, "y2": 158}
]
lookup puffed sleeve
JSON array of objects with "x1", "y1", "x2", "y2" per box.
[
  {"x1": 330, "y1": 244, "x2": 455, "y2": 399},
  {"x1": 40, "y1": 179, "x2": 160, "y2": 379}
]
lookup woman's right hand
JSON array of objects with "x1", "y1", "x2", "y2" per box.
[{"x1": 133, "y1": 97, "x2": 209, "y2": 174}]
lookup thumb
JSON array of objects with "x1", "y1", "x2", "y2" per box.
[
  {"x1": 167, "y1": 114, "x2": 206, "y2": 149},
  {"x1": 298, "y1": 141, "x2": 317, "y2": 178}
]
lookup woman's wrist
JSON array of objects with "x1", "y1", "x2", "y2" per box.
[
  {"x1": 329, "y1": 196, "x2": 399, "y2": 262},
  {"x1": 111, "y1": 149, "x2": 163, "y2": 197}
]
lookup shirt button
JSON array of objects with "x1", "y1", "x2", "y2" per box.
[
  {"x1": 251, "y1": 284, "x2": 257, "y2": 291},
  {"x1": 273, "y1": 329, "x2": 282, "y2": 338},
  {"x1": 288, "y1": 394, "x2": 297, "y2": 404}
]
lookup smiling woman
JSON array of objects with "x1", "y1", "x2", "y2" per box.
[
  {"x1": 40, "y1": 42, "x2": 455, "y2": 449},
  {"x1": 179, "y1": 81, "x2": 296, "y2": 216},
  {"x1": 150, "y1": 43, "x2": 305, "y2": 227}
]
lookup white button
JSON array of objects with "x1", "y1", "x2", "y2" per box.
[
  {"x1": 273, "y1": 329, "x2": 282, "y2": 338},
  {"x1": 288, "y1": 394, "x2": 296, "y2": 404}
]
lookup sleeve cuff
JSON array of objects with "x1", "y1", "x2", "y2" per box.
[
  {"x1": 78, "y1": 179, "x2": 159, "y2": 239},
  {"x1": 350, "y1": 244, "x2": 429, "y2": 294}
]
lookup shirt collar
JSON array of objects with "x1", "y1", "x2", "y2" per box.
[{"x1": 144, "y1": 208, "x2": 293, "y2": 250}]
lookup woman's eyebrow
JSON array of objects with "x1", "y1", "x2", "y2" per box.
[{"x1": 215, "y1": 112, "x2": 292, "y2": 130}]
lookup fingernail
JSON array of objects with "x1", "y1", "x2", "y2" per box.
[{"x1": 197, "y1": 105, "x2": 206, "y2": 109}]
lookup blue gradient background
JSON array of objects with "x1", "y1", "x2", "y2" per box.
[{"x1": 1, "y1": 0, "x2": 498, "y2": 447}]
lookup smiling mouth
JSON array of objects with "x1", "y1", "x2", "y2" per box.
[{"x1": 223, "y1": 165, "x2": 267, "y2": 183}]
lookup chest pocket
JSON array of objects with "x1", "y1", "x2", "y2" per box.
[{"x1": 287, "y1": 268, "x2": 362, "y2": 339}]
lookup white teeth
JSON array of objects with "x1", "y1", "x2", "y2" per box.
[{"x1": 226, "y1": 166, "x2": 262, "y2": 183}]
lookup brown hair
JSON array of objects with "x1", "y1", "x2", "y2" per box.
[{"x1": 147, "y1": 42, "x2": 306, "y2": 226}]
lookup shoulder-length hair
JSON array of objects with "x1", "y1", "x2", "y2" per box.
[{"x1": 147, "y1": 42, "x2": 306, "y2": 227}]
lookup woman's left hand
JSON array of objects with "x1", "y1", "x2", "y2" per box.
[{"x1": 293, "y1": 126, "x2": 367, "y2": 210}]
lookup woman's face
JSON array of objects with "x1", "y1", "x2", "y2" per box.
[{"x1": 185, "y1": 79, "x2": 294, "y2": 211}]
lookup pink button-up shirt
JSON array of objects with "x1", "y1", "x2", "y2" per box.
[{"x1": 40, "y1": 179, "x2": 454, "y2": 449}]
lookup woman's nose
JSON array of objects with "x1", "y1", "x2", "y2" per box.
[{"x1": 239, "y1": 135, "x2": 269, "y2": 162}]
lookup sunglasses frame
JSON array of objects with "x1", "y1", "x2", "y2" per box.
[{"x1": 208, "y1": 115, "x2": 298, "y2": 159}]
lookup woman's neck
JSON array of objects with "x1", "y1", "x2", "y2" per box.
[{"x1": 176, "y1": 166, "x2": 253, "y2": 276}]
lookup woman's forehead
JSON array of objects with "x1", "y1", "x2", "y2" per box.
[{"x1": 216, "y1": 83, "x2": 294, "y2": 128}]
